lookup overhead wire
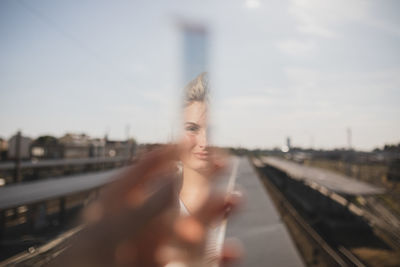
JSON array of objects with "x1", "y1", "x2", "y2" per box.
[{"x1": 15, "y1": 0, "x2": 137, "y2": 85}]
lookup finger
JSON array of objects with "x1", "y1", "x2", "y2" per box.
[
  {"x1": 83, "y1": 176, "x2": 177, "y2": 246},
  {"x1": 170, "y1": 191, "x2": 242, "y2": 249},
  {"x1": 168, "y1": 194, "x2": 228, "y2": 256},
  {"x1": 208, "y1": 147, "x2": 229, "y2": 168},
  {"x1": 174, "y1": 216, "x2": 206, "y2": 245},
  {"x1": 194, "y1": 191, "x2": 242, "y2": 227},
  {"x1": 100, "y1": 145, "x2": 181, "y2": 212},
  {"x1": 219, "y1": 238, "x2": 243, "y2": 267},
  {"x1": 202, "y1": 147, "x2": 229, "y2": 178},
  {"x1": 223, "y1": 190, "x2": 244, "y2": 219},
  {"x1": 109, "y1": 144, "x2": 180, "y2": 191},
  {"x1": 53, "y1": 179, "x2": 177, "y2": 267}
]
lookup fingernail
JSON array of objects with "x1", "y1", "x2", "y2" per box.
[
  {"x1": 231, "y1": 190, "x2": 242, "y2": 199},
  {"x1": 224, "y1": 205, "x2": 232, "y2": 218}
]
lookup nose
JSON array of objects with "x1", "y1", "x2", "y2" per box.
[{"x1": 197, "y1": 129, "x2": 208, "y2": 149}]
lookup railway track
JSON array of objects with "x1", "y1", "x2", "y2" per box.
[{"x1": 253, "y1": 161, "x2": 367, "y2": 266}]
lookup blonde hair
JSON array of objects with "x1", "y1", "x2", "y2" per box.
[{"x1": 184, "y1": 72, "x2": 209, "y2": 106}]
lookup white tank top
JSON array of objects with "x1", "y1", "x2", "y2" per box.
[{"x1": 179, "y1": 199, "x2": 221, "y2": 265}]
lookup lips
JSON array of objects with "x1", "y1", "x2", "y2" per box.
[{"x1": 194, "y1": 152, "x2": 209, "y2": 160}]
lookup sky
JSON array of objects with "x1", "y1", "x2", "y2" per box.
[{"x1": 1, "y1": 0, "x2": 399, "y2": 150}]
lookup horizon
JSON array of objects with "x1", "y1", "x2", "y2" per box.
[{"x1": 1, "y1": 129, "x2": 398, "y2": 152}]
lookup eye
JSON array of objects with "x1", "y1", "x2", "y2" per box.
[{"x1": 186, "y1": 125, "x2": 199, "y2": 132}]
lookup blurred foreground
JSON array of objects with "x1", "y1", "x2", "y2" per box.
[{"x1": 0, "y1": 144, "x2": 399, "y2": 266}]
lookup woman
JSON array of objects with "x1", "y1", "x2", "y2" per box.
[
  {"x1": 179, "y1": 72, "x2": 214, "y2": 215},
  {"x1": 179, "y1": 72, "x2": 229, "y2": 265}
]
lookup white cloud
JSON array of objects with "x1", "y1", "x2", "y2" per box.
[
  {"x1": 222, "y1": 95, "x2": 274, "y2": 107},
  {"x1": 141, "y1": 91, "x2": 171, "y2": 105},
  {"x1": 283, "y1": 66, "x2": 400, "y2": 104},
  {"x1": 366, "y1": 18, "x2": 400, "y2": 37},
  {"x1": 276, "y1": 39, "x2": 316, "y2": 57},
  {"x1": 289, "y1": 0, "x2": 369, "y2": 38},
  {"x1": 244, "y1": 0, "x2": 261, "y2": 9}
]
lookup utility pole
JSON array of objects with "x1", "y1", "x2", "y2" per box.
[
  {"x1": 125, "y1": 124, "x2": 131, "y2": 163},
  {"x1": 347, "y1": 127, "x2": 352, "y2": 150},
  {"x1": 345, "y1": 127, "x2": 353, "y2": 177},
  {"x1": 14, "y1": 131, "x2": 22, "y2": 183},
  {"x1": 310, "y1": 135, "x2": 314, "y2": 149}
]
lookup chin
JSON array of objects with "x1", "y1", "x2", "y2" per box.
[{"x1": 188, "y1": 158, "x2": 211, "y2": 172}]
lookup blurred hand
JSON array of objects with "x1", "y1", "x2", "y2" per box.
[{"x1": 48, "y1": 145, "x2": 242, "y2": 267}]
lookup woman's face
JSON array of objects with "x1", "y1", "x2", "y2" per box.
[{"x1": 181, "y1": 101, "x2": 210, "y2": 172}]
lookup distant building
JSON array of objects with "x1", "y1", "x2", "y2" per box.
[
  {"x1": 105, "y1": 138, "x2": 136, "y2": 158},
  {"x1": 59, "y1": 133, "x2": 91, "y2": 159},
  {"x1": 0, "y1": 137, "x2": 8, "y2": 161},
  {"x1": 8, "y1": 133, "x2": 32, "y2": 160},
  {"x1": 31, "y1": 135, "x2": 63, "y2": 159},
  {"x1": 58, "y1": 133, "x2": 135, "y2": 159},
  {"x1": 6, "y1": 132, "x2": 137, "y2": 160},
  {"x1": 286, "y1": 137, "x2": 291, "y2": 150},
  {"x1": 281, "y1": 137, "x2": 291, "y2": 153},
  {"x1": 89, "y1": 138, "x2": 106, "y2": 158}
]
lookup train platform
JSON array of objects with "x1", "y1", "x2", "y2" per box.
[
  {"x1": 224, "y1": 157, "x2": 304, "y2": 267},
  {"x1": 258, "y1": 156, "x2": 384, "y2": 196}
]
